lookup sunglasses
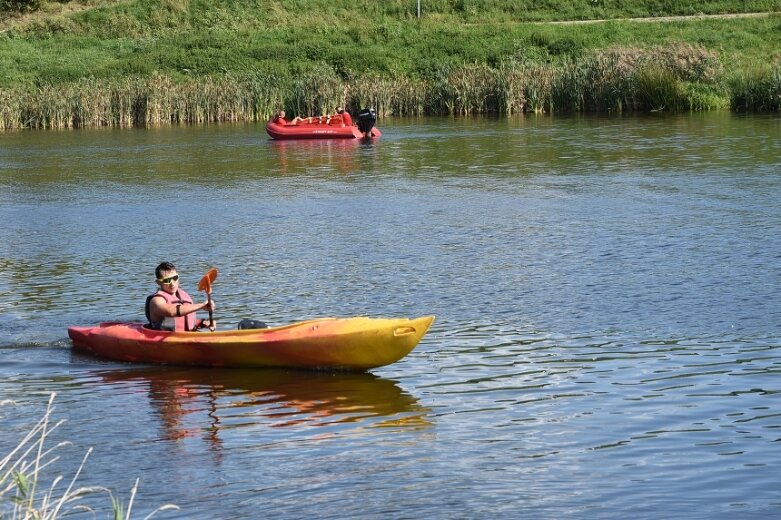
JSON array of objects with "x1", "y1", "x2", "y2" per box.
[{"x1": 157, "y1": 274, "x2": 179, "y2": 284}]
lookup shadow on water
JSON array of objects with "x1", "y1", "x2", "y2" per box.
[{"x1": 92, "y1": 366, "x2": 431, "y2": 446}]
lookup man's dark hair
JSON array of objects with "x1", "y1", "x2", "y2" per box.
[{"x1": 155, "y1": 262, "x2": 176, "y2": 279}]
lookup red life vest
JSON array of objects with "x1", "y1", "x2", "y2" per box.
[{"x1": 145, "y1": 288, "x2": 197, "y2": 331}]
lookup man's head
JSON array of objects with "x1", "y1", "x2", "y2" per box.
[
  {"x1": 336, "y1": 107, "x2": 344, "y2": 114},
  {"x1": 155, "y1": 262, "x2": 179, "y2": 293}
]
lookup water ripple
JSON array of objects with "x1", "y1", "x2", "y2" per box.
[{"x1": 3, "y1": 115, "x2": 781, "y2": 518}]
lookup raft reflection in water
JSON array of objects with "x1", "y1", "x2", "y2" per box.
[
  {"x1": 270, "y1": 137, "x2": 370, "y2": 176},
  {"x1": 98, "y1": 367, "x2": 431, "y2": 444}
]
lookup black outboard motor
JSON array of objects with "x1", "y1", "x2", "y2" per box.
[{"x1": 357, "y1": 107, "x2": 377, "y2": 136}]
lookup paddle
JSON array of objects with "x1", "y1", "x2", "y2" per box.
[{"x1": 197, "y1": 267, "x2": 218, "y2": 331}]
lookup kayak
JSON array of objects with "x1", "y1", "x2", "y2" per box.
[
  {"x1": 68, "y1": 315, "x2": 434, "y2": 370},
  {"x1": 265, "y1": 120, "x2": 381, "y2": 140}
]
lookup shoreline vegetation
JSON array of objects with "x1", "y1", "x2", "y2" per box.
[
  {"x1": 1, "y1": 1, "x2": 781, "y2": 130},
  {"x1": 0, "y1": 393, "x2": 178, "y2": 518}
]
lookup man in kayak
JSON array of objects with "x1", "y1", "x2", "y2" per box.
[{"x1": 146, "y1": 262, "x2": 216, "y2": 331}]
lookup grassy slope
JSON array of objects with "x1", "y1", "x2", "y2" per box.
[{"x1": 2, "y1": 0, "x2": 781, "y2": 90}]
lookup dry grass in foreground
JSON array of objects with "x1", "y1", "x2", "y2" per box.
[{"x1": 1, "y1": 392, "x2": 179, "y2": 519}]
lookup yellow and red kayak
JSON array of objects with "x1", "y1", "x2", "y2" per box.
[{"x1": 68, "y1": 316, "x2": 434, "y2": 370}]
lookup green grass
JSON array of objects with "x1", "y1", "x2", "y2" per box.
[
  {"x1": 3, "y1": 0, "x2": 781, "y2": 88},
  {"x1": 4, "y1": 15, "x2": 780, "y2": 88},
  {"x1": 1, "y1": 0, "x2": 781, "y2": 127}
]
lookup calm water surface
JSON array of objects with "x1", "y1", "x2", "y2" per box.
[{"x1": 1, "y1": 114, "x2": 781, "y2": 519}]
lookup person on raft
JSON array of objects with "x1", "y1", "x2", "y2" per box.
[
  {"x1": 272, "y1": 110, "x2": 304, "y2": 125},
  {"x1": 335, "y1": 107, "x2": 353, "y2": 126},
  {"x1": 145, "y1": 262, "x2": 216, "y2": 332}
]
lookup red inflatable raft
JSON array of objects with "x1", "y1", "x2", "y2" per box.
[
  {"x1": 266, "y1": 121, "x2": 381, "y2": 140},
  {"x1": 266, "y1": 107, "x2": 381, "y2": 140}
]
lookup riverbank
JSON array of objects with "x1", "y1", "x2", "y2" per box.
[
  {"x1": 1, "y1": 1, "x2": 780, "y2": 129},
  {"x1": 2, "y1": 44, "x2": 779, "y2": 130}
]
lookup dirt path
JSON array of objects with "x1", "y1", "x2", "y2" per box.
[
  {"x1": 541, "y1": 11, "x2": 775, "y2": 25},
  {"x1": 2, "y1": 7, "x2": 777, "y2": 33},
  {"x1": 0, "y1": 0, "x2": 130, "y2": 33}
]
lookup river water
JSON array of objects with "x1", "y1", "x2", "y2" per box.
[{"x1": 1, "y1": 114, "x2": 780, "y2": 519}]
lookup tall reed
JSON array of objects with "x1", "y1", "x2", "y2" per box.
[
  {"x1": 349, "y1": 73, "x2": 427, "y2": 117},
  {"x1": 495, "y1": 60, "x2": 527, "y2": 115},
  {"x1": 731, "y1": 65, "x2": 781, "y2": 111},
  {"x1": 520, "y1": 63, "x2": 555, "y2": 114},
  {"x1": 1, "y1": 393, "x2": 178, "y2": 519},
  {"x1": 290, "y1": 63, "x2": 344, "y2": 118},
  {"x1": 441, "y1": 63, "x2": 498, "y2": 115},
  {"x1": 632, "y1": 64, "x2": 687, "y2": 111},
  {"x1": 551, "y1": 54, "x2": 632, "y2": 113}
]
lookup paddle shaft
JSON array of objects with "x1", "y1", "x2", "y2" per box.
[{"x1": 207, "y1": 288, "x2": 214, "y2": 328}]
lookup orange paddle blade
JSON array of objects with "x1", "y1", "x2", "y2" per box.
[{"x1": 197, "y1": 267, "x2": 218, "y2": 292}]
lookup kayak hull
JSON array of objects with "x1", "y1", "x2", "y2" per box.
[
  {"x1": 68, "y1": 316, "x2": 433, "y2": 370},
  {"x1": 266, "y1": 121, "x2": 381, "y2": 140}
]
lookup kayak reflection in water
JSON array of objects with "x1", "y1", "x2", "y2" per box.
[
  {"x1": 145, "y1": 261, "x2": 216, "y2": 332},
  {"x1": 99, "y1": 368, "x2": 432, "y2": 445}
]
